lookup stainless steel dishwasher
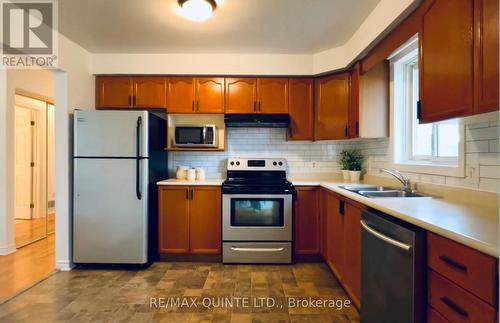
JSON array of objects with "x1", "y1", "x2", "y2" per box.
[{"x1": 360, "y1": 209, "x2": 425, "y2": 323}]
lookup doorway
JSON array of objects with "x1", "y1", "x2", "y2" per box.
[{"x1": 14, "y1": 94, "x2": 55, "y2": 248}]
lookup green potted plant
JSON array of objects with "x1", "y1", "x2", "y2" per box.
[
  {"x1": 338, "y1": 150, "x2": 351, "y2": 181},
  {"x1": 338, "y1": 149, "x2": 365, "y2": 182}
]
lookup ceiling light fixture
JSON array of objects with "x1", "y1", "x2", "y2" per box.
[{"x1": 178, "y1": 0, "x2": 217, "y2": 22}]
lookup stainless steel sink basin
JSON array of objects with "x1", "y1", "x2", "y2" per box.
[
  {"x1": 358, "y1": 190, "x2": 429, "y2": 198},
  {"x1": 339, "y1": 185, "x2": 397, "y2": 192},
  {"x1": 339, "y1": 185, "x2": 430, "y2": 198}
]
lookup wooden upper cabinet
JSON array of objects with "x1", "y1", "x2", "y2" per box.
[
  {"x1": 196, "y1": 78, "x2": 225, "y2": 113},
  {"x1": 474, "y1": 0, "x2": 499, "y2": 113},
  {"x1": 314, "y1": 73, "x2": 350, "y2": 140},
  {"x1": 158, "y1": 186, "x2": 190, "y2": 254},
  {"x1": 288, "y1": 78, "x2": 314, "y2": 140},
  {"x1": 189, "y1": 186, "x2": 221, "y2": 254},
  {"x1": 420, "y1": 0, "x2": 474, "y2": 123},
  {"x1": 167, "y1": 77, "x2": 196, "y2": 113},
  {"x1": 294, "y1": 187, "x2": 319, "y2": 255},
  {"x1": 257, "y1": 78, "x2": 289, "y2": 114},
  {"x1": 133, "y1": 77, "x2": 166, "y2": 108},
  {"x1": 348, "y1": 66, "x2": 360, "y2": 138},
  {"x1": 225, "y1": 78, "x2": 257, "y2": 114},
  {"x1": 96, "y1": 76, "x2": 133, "y2": 108}
]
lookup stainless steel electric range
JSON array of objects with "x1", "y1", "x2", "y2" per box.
[{"x1": 222, "y1": 157, "x2": 293, "y2": 264}]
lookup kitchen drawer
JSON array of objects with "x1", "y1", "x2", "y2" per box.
[
  {"x1": 428, "y1": 270, "x2": 497, "y2": 323},
  {"x1": 428, "y1": 306, "x2": 449, "y2": 323},
  {"x1": 427, "y1": 232, "x2": 498, "y2": 305}
]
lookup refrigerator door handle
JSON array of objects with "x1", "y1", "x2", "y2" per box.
[{"x1": 136, "y1": 116, "x2": 142, "y2": 200}]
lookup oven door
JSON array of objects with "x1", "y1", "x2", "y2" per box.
[{"x1": 222, "y1": 194, "x2": 292, "y2": 241}]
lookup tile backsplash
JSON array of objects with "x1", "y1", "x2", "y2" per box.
[
  {"x1": 169, "y1": 114, "x2": 499, "y2": 193},
  {"x1": 169, "y1": 128, "x2": 357, "y2": 179},
  {"x1": 359, "y1": 116, "x2": 499, "y2": 192}
]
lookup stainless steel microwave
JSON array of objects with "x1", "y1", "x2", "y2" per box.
[{"x1": 173, "y1": 124, "x2": 217, "y2": 148}]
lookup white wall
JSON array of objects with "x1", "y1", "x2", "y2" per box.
[
  {"x1": 92, "y1": 53, "x2": 312, "y2": 75},
  {"x1": 0, "y1": 34, "x2": 94, "y2": 271},
  {"x1": 312, "y1": 0, "x2": 418, "y2": 73},
  {"x1": 53, "y1": 34, "x2": 94, "y2": 270},
  {"x1": 92, "y1": 0, "x2": 419, "y2": 75},
  {"x1": 1, "y1": 69, "x2": 54, "y2": 255}
]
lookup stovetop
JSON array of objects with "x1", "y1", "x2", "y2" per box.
[{"x1": 222, "y1": 158, "x2": 293, "y2": 194}]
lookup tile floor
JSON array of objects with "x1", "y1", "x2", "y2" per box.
[{"x1": 0, "y1": 262, "x2": 359, "y2": 323}]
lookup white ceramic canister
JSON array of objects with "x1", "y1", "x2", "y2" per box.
[
  {"x1": 186, "y1": 168, "x2": 196, "y2": 181},
  {"x1": 176, "y1": 166, "x2": 188, "y2": 180},
  {"x1": 195, "y1": 168, "x2": 206, "y2": 181}
]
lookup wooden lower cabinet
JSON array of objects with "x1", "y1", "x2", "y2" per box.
[
  {"x1": 321, "y1": 189, "x2": 362, "y2": 309},
  {"x1": 158, "y1": 186, "x2": 221, "y2": 255},
  {"x1": 294, "y1": 187, "x2": 320, "y2": 255},
  {"x1": 158, "y1": 186, "x2": 190, "y2": 253},
  {"x1": 342, "y1": 203, "x2": 362, "y2": 306},
  {"x1": 189, "y1": 186, "x2": 221, "y2": 254}
]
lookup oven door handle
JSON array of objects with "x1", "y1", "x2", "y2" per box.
[{"x1": 230, "y1": 247, "x2": 284, "y2": 252}]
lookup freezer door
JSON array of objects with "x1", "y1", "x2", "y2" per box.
[
  {"x1": 73, "y1": 158, "x2": 148, "y2": 264},
  {"x1": 74, "y1": 110, "x2": 149, "y2": 158}
]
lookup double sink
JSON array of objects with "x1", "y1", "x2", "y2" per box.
[{"x1": 339, "y1": 185, "x2": 430, "y2": 198}]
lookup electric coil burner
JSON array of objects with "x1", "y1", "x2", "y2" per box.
[{"x1": 222, "y1": 158, "x2": 293, "y2": 264}]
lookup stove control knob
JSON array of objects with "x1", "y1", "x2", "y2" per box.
[
  {"x1": 236, "y1": 161, "x2": 240, "y2": 166},
  {"x1": 273, "y1": 161, "x2": 277, "y2": 166},
  {"x1": 230, "y1": 161, "x2": 235, "y2": 166},
  {"x1": 278, "y1": 161, "x2": 283, "y2": 166}
]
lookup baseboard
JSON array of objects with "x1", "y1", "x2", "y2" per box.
[
  {"x1": 0, "y1": 244, "x2": 17, "y2": 256},
  {"x1": 159, "y1": 253, "x2": 222, "y2": 262},
  {"x1": 56, "y1": 260, "x2": 74, "y2": 271}
]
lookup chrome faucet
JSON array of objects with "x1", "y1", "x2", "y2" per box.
[{"x1": 380, "y1": 168, "x2": 412, "y2": 192}]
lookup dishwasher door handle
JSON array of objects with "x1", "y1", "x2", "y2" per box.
[{"x1": 360, "y1": 220, "x2": 412, "y2": 252}]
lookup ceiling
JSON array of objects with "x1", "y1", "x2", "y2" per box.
[{"x1": 58, "y1": 0, "x2": 381, "y2": 54}]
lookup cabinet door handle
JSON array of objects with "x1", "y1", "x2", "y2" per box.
[
  {"x1": 192, "y1": 101, "x2": 195, "y2": 112},
  {"x1": 190, "y1": 189, "x2": 194, "y2": 200},
  {"x1": 185, "y1": 189, "x2": 189, "y2": 200},
  {"x1": 344, "y1": 125, "x2": 348, "y2": 137},
  {"x1": 258, "y1": 101, "x2": 261, "y2": 112},
  {"x1": 439, "y1": 255, "x2": 467, "y2": 272},
  {"x1": 196, "y1": 101, "x2": 199, "y2": 111},
  {"x1": 128, "y1": 95, "x2": 132, "y2": 106},
  {"x1": 440, "y1": 297, "x2": 468, "y2": 317},
  {"x1": 339, "y1": 200, "x2": 345, "y2": 215}
]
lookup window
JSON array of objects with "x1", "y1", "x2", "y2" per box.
[{"x1": 391, "y1": 36, "x2": 464, "y2": 176}]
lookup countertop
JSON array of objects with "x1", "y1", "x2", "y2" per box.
[
  {"x1": 157, "y1": 178, "x2": 225, "y2": 186},
  {"x1": 157, "y1": 177, "x2": 499, "y2": 257}
]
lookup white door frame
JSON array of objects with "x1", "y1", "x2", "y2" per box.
[{"x1": 15, "y1": 95, "x2": 48, "y2": 223}]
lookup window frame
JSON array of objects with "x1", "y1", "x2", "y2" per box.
[{"x1": 389, "y1": 35, "x2": 465, "y2": 177}]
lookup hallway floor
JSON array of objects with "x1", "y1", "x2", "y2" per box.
[
  {"x1": 0, "y1": 234, "x2": 55, "y2": 302},
  {"x1": 14, "y1": 213, "x2": 55, "y2": 247},
  {"x1": 0, "y1": 262, "x2": 359, "y2": 323}
]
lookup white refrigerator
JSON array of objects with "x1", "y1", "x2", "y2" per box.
[{"x1": 73, "y1": 109, "x2": 167, "y2": 265}]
